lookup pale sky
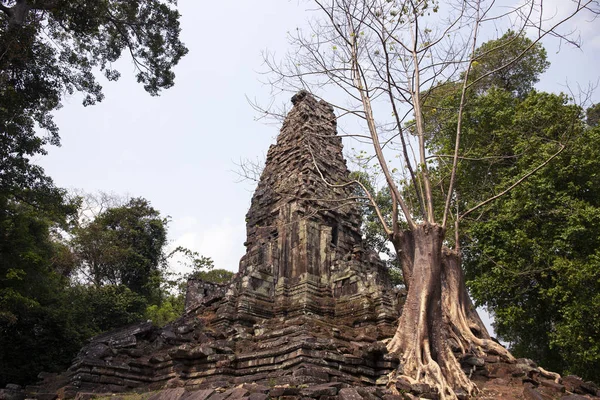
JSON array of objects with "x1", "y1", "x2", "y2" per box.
[{"x1": 39, "y1": 0, "x2": 599, "y2": 334}]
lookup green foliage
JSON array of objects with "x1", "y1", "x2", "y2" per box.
[
  {"x1": 0, "y1": 191, "x2": 218, "y2": 385},
  {"x1": 0, "y1": 0, "x2": 187, "y2": 209},
  {"x1": 0, "y1": 0, "x2": 188, "y2": 126},
  {"x1": 464, "y1": 125, "x2": 600, "y2": 379},
  {"x1": 145, "y1": 293, "x2": 184, "y2": 327},
  {"x1": 189, "y1": 268, "x2": 234, "y2": 284},
  {"x1": 0, "y1": 0, "x2": 189, "y2": 386},
  {"x1": 72, "y1": 197, "x2": 169, "y2": 302},
  {"x1": 0, "y1": 287, "x2": 87, "y2": 387},
  {"x1": 420, "y1": 33, "x2": 572, "y2": 244},
  {"x1": 68, "y1": 284, "x2": 149, "y2": 333},
  {"x1": 429, "y1": 89, "x2": 579, "y2": 209},
  {"x1": 587, "y1": 103, "x2": 600, "y2": 127},
  {"x1": 469, "y1": 30, "x2": 549, "y2": 98},
  {"x1": 358, "y1": 31, "x2": 599, "y2": 378},
  {"x1": 0, "y1": 193, "x2": 80, "y2": 386},
  {"x1": 420, "y1": 33, "x2": 598, "y2": 379},
  {"x1": 0, "y1": 88, "x2": 80, "y2": 384}
]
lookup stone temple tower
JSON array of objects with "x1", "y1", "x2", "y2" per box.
[
  {"x1": 234, "y1": 90, "x2": 376, "y2": 319},
  {"x1": 240, "y1": 90, "x2": 362, "y2": 282},
  {"x1": 194, "y1": 90, "x2": 397, "y2": 325}
]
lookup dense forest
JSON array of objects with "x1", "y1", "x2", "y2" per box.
[
  {"x1": 0, "y1": 0, "x2": 235, "y2": 387},
  {"x1": 1, "y1": 0, "x2": 599, "y2": 392}
]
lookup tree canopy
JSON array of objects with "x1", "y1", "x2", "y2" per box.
[
  {"x1": 72, "y1": 197, "x2": 169, "y2": 301},
  {"x1": 0, "y1": 191, "x2": 80, "y2": 386},
  {"x1": 0, "y1": 192, "x2": 217, "y2": 386},
  {"x1": 587, "y1": 102, "x2": 600, "y2": 127},
  {"x1": 467, "y1": 30, "x2": 550, "y2": 98},
  {"x1": 0, "y1": 0, "x2": 187, "y2": 204},
  {"x1": 414, "y1": 31, "x2": 598, "y2": 379},
  {"x1": 461, "y1": 111, "x2": 600, "y2": 380}
]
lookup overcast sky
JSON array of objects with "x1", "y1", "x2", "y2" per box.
[{"x1": 39, "y1": 1, "x2": 599, "y2": 281}]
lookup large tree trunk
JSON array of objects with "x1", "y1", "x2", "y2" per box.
[
  {"x1": 441, "y1": 248, "x2": 513, "y2": 360},
  {"x1": 388, "y1": 223, "x2": 512, "y2": 399}
]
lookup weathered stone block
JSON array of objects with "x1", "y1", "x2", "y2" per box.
[
  {"x1": 240, "y1": 384, "x2": 269, "y2": 394},
  {"x1": 247, "y1": 394, "x2": 268, "y2": 400},
  {"x1": 206, "y1": 391, "x2": 229, "y2": 400},
  {"x1": 146, "y1": 388, "x2": 186, "y2": 400},
  {"x1": 523, "y1": 385, "x2": 551, "y2": 400},
  {"x1": 270, "y1": 387, "x2": 300, "y2": 397},
  {"x1": 338, "y1": 388, "x2": 364, "y2": 400},
  {"x1": 299, "y1": 383, "x2": 339, "y2": 397},
  {"x1": 98, "y1": 375, "x2": 123, "y2": 386},
  {"x1": 182, "y1": 390, "x2": 213, "y2": 400}
]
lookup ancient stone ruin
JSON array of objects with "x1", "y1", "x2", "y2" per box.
[
  {"x1": 20, "y1": 91, "x2": 600, "y2": 400},
  {"x1": 26, "y1": 91, "x2": 401, "y2": 397}
]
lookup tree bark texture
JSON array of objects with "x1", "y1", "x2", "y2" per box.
[
  {"x1": 441, "y1": 248, "x2": 513, "y2": 360},
  {"x1": 388, "y1": 224, "x2": 513, "y2": 399}
]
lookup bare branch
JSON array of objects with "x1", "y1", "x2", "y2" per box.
[
  {"x1": 307, "y1": 143, "x2": 392, "y2": 235},
  {"x1": 468, "y1": 0, "x2": 596, "y2": 91},
  {"x1": 442, "y1": 0, "x2": 482, "y2": 230},
  {"x1": 232, "y1": 157, "x2": 264, "y2": 183},
  {"x1": 381, "y1": 22, "x2": 426, "y2": 220},
  {"x1": 427, "y1": 154, "x2": 520, "y2": 161}
]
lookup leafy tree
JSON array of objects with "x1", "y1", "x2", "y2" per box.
[
  {"x1": 145, "y1": 294, "x2": 183, "y2": 327},
  {"x1": 0, "y1": 191, "x2": 217, "y2": 384},
  {"x1": 468, "y1": 30, "x2": 549, "y2": 98},
  {"x1": 0, "y1": 193, "x2": 80, "y2": 386},
  {"x1": 0, "y1": 0, "x2": 187, "y2": 206},
  {"x1": 190, "y1": 268, "x2": 234, "y2": 284},
  {"x1": 0, "y1": 0, "x2": 188, "y2": 107},
  {"x1": 263, "y1": 0, "x2": 596, "y2": 396},
  {"x1": 71, "y1": 199, "x2": 222, "y2": 328},
  {"x1": 68, "y1": 284, "x2": 149, "y2": 333},
  {"x1": 587, "y1": 103, "x2": 600, "y2": 127},
  {"x1": 0, "y1": 79, "x2": 80, "y2": 384},
  {"x1": 0, "y1": 1, "x2": 188, "y2": 384},
  {"x1": 72, "y1": 197, "x2": 169, "y2": 302},
  {"x1": 408, "y1": 31, "x2": 597, "y2": 379},
  {"x1": 463, "y1": 122, "x2": 600, "y2": 380}
]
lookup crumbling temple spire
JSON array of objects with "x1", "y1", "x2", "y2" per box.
[
  {"x1": 240, "y1": 90, "x2": 362, "y2": 281},
  {"x1": 186, "y1": 90, "x2": 398, "y2": 322}
]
